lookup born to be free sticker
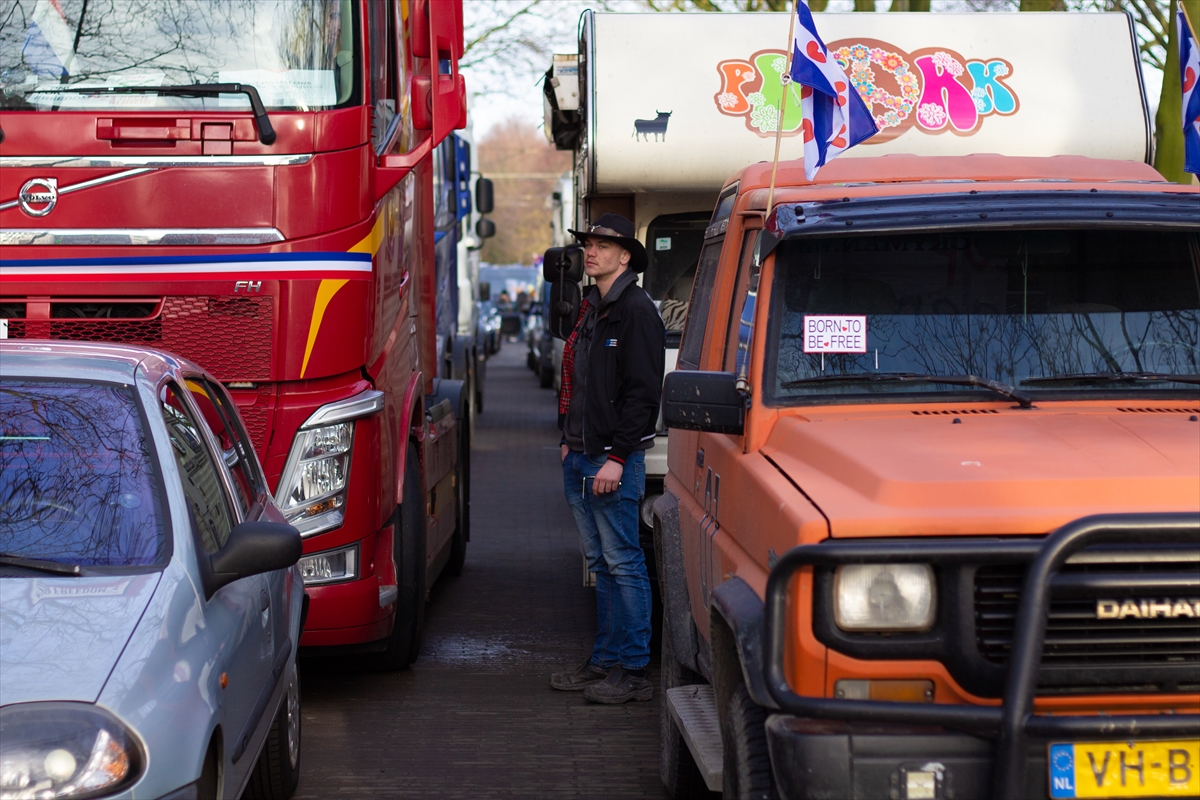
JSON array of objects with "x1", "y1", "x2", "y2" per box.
[{"x1": 802, "y1": 315, "x2": 867, "y2": 354}]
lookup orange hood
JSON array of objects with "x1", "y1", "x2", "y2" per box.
[{"x1": 758, "y1": 405, "x2": 1200, "y2": 539}]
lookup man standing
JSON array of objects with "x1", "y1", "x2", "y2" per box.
[{"x1": 550, "y1": 214, "x2": 665, "y2": 704}]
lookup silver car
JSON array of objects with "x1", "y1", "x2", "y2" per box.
[{"x1": 0, "y1": 342, "x2": 304, "y2": 800}]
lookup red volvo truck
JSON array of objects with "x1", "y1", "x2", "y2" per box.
[{"x1": 0, "y1": 0, "x2": 470, "y2": 669}]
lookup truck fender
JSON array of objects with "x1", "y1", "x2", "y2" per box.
[
  {"x1": 395, "y1": 371, "x2": 426, "y2": 504},
  {"x1": 447, "y1": 335, "x2": 471, "y2": 383},
  {"x1": 427, "y1": 377, "x2": 465, "y2": 424},
  {"x1": 653, "y1": 491, "x2": 700, "y2": 674},
  {"x1": 710, "y1": 576, "x2": 780, "y2": 712}
]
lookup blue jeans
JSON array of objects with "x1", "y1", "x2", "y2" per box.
[{"x1": 562, "y1": 449, "x2": 651, "y2": 670}]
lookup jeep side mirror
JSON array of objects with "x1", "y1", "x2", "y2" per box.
[
  {"x1": 661, "y1": 371, "x2": 745, "y2": 434},
  {"x1": 479, "y1": 282, "x2": 491, "y2": 302},
  {"x1": 475, "y1": 177, "x2": 494, "y2": 214},
  {"x1": 476, "y1": 217, "x2": 496, "y2": 239},
  {"x1": 204, "y1": 521, "x2": 301, "y2": 598}
]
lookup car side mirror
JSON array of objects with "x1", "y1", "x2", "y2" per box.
[
  {"x1": 205, "y1": 521, "x2": 301, "y2": 598},
  {"x1": 475, "y1": 177, "x2": 494, "y2": 214},
  {"x1": 476, "y1": 217, "x2": 496, "y2": 239},
  {"x1": 479, "y1": 282, "x2": 491, "y2": 302},
  {"x1": 662, "y1": 371, "x2": 745, "y2": 434}
]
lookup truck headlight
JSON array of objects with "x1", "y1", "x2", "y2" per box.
[
  {"x1": 277, "y1": 422, "x2": 353, "y2": 537},
  {"x1": 0, "y1": 703, "x2": 143, "y2": 799},
  {"x1": 834, "y1": 564, "x2": 936, "y2": 632}
]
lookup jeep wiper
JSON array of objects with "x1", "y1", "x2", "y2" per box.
[
  {"x1": 782, "y1": 372, "x2": 1034, "y2": 408},
  {"x1": 1021, "y1": 372, "x2": 1200, "y2": 387},
  {"x1": 0, "y1": 552, "x2": 81, "y2": 576},
  {"x1": 53, "y1": 83, "x2": 276, "y2": 144}
]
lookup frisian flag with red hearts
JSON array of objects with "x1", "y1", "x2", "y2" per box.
[
  {"x1": 1180, "y1": 8, "x2": 1200, "y2": 175},
  {"x1": 788, "y1": 1, "x2": 878, "y2": 181}
]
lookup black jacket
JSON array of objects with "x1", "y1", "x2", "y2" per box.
[{"x1": 561, "y1": 271, "x2": 665, "y2": 463}]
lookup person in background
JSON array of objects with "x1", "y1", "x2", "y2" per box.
[{"x1": 549, "y1": 214, "x2": 665, "y2": 704}]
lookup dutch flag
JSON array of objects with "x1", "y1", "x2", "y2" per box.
[
  {"x1": 789, "y1": 1, "x2": 878, "y2": 181},
  {"x1": 1180, "y1": 8, "x2": 1200, "y2": 176}
]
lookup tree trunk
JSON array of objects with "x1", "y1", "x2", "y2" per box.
[
  {"x1": 853, "y1": 0, "x2": 875, "y2": 10},
  {"x1": 889, "y1": 0, "x2": 931, "y2": 10},
  {"x1": 809, "y1": 0, "x2": 829, "y2": 10},
  {"x1": 1019, "y1": 0, "x2": 1065, "y2": 10}
]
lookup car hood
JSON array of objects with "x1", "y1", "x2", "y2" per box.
[
  {"x1": 0, "y1": 573, "x2": 162, "y2": 705},
  {"x1": 759, "y1": 407, "x2": 1200, "y2": 538}
]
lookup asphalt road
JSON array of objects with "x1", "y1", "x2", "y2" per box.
[{"x1": 294, "y1": 343, "x2": 664, "y2": 799}]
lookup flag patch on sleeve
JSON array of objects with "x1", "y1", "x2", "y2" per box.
[{"x1": 606, "y1": 338, "x2": 618, "y2": 347}]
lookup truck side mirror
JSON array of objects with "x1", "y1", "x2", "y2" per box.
[
  {"x1": 542, "y1": 246, "x2": 584, "y2": 283},
  {"x1": 475, "y1": 177, "x2": 494, "y2": 214},
  {"x1": 661, "y1": 371, "x2": 745, "y2": 434},
  {"x1": 476, "y1": 217, "x2": 496, "y2": 239},
  {"x1": 548, "y1": 279, "x2": 582, "y2": 340},
  {"x1": 479, "y1": 282, "x2": 491, "y2": 302}
]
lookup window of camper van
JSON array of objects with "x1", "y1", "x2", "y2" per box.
[
  {"x1": 645, "y1": 213, "x2": 709, "y2": 342},
  {"x1": 766, "y1": 229, "x2": 1200, "y2": 405}
]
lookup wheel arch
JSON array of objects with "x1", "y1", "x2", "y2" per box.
[
  {"x1": 710, "y1": 576, "x2": 780, "y2": 717},
  {"x1": 653, "y1": 491, "x2": 699, "y2": 674}
]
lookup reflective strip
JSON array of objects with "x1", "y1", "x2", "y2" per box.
[{"x1": 0, "y1": 228, "x2": 285, "y2": 246}]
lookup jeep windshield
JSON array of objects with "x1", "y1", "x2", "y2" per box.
[
  {"x1": 0, "y1": 0, "x2": 357, "y2": 112},
  {"x1": 766, "y1": 229, "x2": 1200, "y2": 405},
  {"x1": 0, "y1": 380, "x2": 167, "y2": 569}
]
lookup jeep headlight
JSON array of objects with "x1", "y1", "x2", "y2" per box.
[
  {"x1": 834, "y1": 564, "x2": 936, "y2": 632},
  {"x1": 0, "y1": 703, "x2": 142, "y2": 799},
  {"x1": 277, "y1": 422, "x2": 353, "y2": 537}
]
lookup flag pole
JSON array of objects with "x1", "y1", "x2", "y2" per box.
[
  {"x1": 1183, "y1": 2, "x2": 1199, "y2": 43},
  {"x1": 765, "y1": 0, "x2": 800, "y2": 217}
]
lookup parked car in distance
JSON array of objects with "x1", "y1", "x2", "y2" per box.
[
  {"x1": 0, "y1": 341, "x2": 305, "y2": 800},
  {"x1": 477, "y1": 297, "x2": 503, "y2": 356},
  {"x1": 526, "y1": 294, "x2": 556, "y2": 388}
]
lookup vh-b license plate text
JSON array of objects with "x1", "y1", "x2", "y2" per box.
[{"x1": 1049, "y1": 740, "x2": 1199, "y2": 798}]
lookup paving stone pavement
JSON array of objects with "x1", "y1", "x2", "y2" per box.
[{"x1": 295, "y1": 345, "x2": 665, "y2": 799}]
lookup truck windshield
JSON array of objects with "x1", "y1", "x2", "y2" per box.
[
  {"x1": 0, "y1": 380, "x2": 166, "y2": 568},
  {"x1": 0, "y1": 0, "x2": 357, "y2": 111},
  {"x1": 767, "y1": 229, "x2": 1200, "y2": 404}
]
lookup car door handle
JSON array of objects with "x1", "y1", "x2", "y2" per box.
[{"x1": 260, "y1": 590, "x2": 270, "y2": 612}]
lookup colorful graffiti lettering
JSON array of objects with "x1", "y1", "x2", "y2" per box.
[{"x1": 714, "y1": 37, "x2": 1017, "y2": 141}]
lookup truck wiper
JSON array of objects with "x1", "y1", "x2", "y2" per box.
[
  {"x1": 0, "y1": 552, "x2": 82, "y2": 576},
  {"x1": 1021, "y1": 372, "x2": 1200, "y2": 387},
  {"x1": 54, "y1": 83, "x2": 276, "y2": 144},
  {"x1": 782, "y1": 372, "x2": 1034, "y2": 408}
]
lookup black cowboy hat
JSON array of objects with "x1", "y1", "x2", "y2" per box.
[{"x1": 568, "y1": 213, "x2": 648, "y2": 273}]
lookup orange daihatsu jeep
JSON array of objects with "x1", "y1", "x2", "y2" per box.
[{"x1": 653, "y1": 154, "x2": 1200, "y2": 800}]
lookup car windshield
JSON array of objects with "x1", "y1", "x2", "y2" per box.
[
  {"x1": 0, "y1": 0, "x2": 357, "y2": 111},
  {"x1": 0, "y1": 380, "x2": 166, "y2": 568},
  {"x1": 766, "y1": 229, "x2": 1200, "y2": 404}
]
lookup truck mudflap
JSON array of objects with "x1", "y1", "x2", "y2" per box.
[{"x1": 762, "y1": 513, "x2": 1200, "y2": 800}]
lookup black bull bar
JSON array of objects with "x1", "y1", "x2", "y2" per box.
[{"x1": 762, "y1": 513, "x2": 1200, "y2": 800}]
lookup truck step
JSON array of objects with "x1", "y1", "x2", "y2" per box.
[{"x1": 665, "y1": 684, "x2": 723, "y2": 792}]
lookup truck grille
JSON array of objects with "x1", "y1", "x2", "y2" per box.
[
  {"x1": 975, "y1": 563, "x2": 1200, "y2": 668},
  {"x1": 3, "y1": 296, "x2": 274, "y2": 381}
]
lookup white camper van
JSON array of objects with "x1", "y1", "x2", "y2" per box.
[{"x1": 543, "y1": 9, "x2": 1152, "y2": 559}]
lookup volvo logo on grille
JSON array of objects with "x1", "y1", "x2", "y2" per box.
[
  {"x1": 1096, "y1": 598, "x2": 1200, "y2": 619},
  {"x1": 18, "y1": 178, "x2": 58, "y2": 217}
]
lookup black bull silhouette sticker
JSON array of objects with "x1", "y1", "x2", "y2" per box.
[{"x1": 633, "y1": 111, "x2": 672, "y2": 141}]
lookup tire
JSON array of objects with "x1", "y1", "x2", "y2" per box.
[
  {"x1": 721, "y1": 683, "x2": 777, "y2": 800},
  {"x1": 661, "y1": 614, "x2": 717, "y2": 800},
  {"x1": 445, "y1": 401, "x2": 470, "y2": 577},
  {"x1": 245, "y1": 662, "x2": 301, "y2": 800},
  {"x1": 527, "y1": 351, "x2": 537, "y2": 371},
  {"x1": 539, "y1": 363, "x2": 554, "y2": 389},
  {"x1": 377, "y1": 442, "x2": 426, "y2": 670}
]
